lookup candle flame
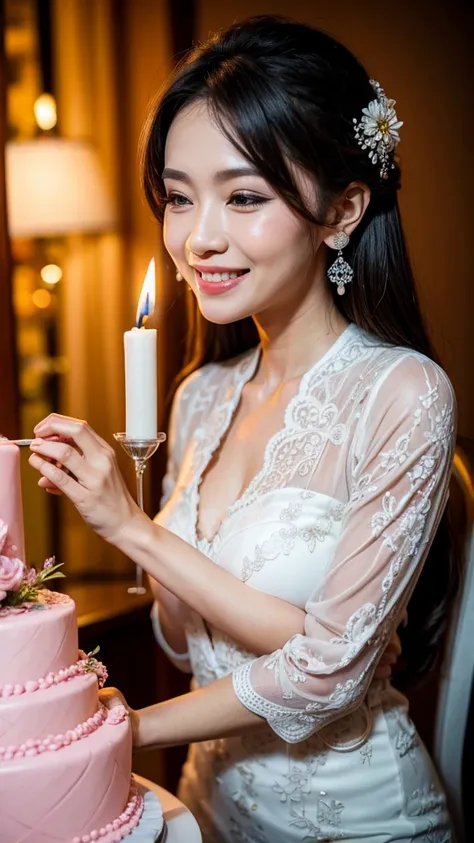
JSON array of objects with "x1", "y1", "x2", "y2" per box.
[{"x1": 136, "y1": 259, "x2": 156, "y2": 328}]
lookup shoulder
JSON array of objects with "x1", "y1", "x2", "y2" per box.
[
  {"x1": 347, "y1": 343, "x2": 457, "y2": 481},
  {"x1": 351, "y1": 342, "x2": 457, "y2": 467},
  {"x1": 365, "y1": 344, "x2": 456, "y2": 416}
]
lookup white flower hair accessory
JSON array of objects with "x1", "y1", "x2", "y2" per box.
[{"x1": 353, "y1": 79, "x2": 403, "y2": 180}]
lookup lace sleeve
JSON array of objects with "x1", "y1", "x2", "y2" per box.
[
  {"x1": 232, "y1": 356, "x2": 456, "y2": 743},
  {"x1": 159, "y1": 364, "x2": 217, "y2": 508},
  {"x1": 159, "y1": 380, "x2": 185, "y2": 509}
]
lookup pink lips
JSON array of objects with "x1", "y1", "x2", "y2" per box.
[{"x1": 194, "y1": 268, "x2": 249, "y2": 296}]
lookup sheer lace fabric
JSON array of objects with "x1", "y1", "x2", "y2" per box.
[
  {"x1": 157, "y1": 324, "x2": 455, "y2": 741},
  {"x1": 154, "y1": 323, "x2": 455, "y2": 841}
]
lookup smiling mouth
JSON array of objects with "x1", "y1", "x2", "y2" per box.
[{"x1": 195, "y1": 269, "x2": 249, "y2": 282}]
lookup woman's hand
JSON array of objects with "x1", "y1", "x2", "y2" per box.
[
  {"x1": 374, "y1": 630, "x2": 402, "y2": 680},
  {"x1": 28, "y1": 413, "x2": 146, "y2": 545},
  {"x1": 99, "y1": 686, "x2": 141, "y2": 747}
]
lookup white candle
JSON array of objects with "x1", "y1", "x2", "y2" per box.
[{"x1": 124, "y1": 259, "x2": 157, "y2": 439}]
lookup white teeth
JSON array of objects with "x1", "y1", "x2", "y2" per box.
[{"x1": 199, "y1": 271, "x2": 245, "y2": 282}]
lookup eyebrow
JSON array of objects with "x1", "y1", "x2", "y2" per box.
[{"x1": 162, "y1": 166, "x2": 261, "y2": 184}]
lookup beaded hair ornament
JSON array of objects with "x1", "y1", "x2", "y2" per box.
[{"x1": 353, "y1": 79, "x2": 403, "y2": 180}]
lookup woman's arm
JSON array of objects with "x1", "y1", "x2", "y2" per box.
[
  {"x1": 28, "y1": 423, "x2": 306, "y2": 656},
  {"x1": 101, "y1": 675, "x2": 263, "y2": 749},
  {"x1": 148, "y1": 577, "x2": 190, "y2": 661},
  {"x1": 137, "y1": 674, "x2": 262, "y2": 747},
  {"x1": 117, "y1": 514, "x2": 305, "y2": 656},
  {"x1": 226, "y1": 359, "x2": 456, "y2": 742}
]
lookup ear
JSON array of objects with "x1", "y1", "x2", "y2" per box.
[{"x1": 322, "y1": 182, "x2": 371, "y2": 248}]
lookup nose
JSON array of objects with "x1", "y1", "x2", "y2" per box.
[{"x1": 186, "y1": 202, "x2": 227, "y2": 257}]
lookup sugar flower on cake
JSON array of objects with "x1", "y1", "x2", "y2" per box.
[
  {"x1": 0, "y1": 519, "x2": 65, "y2": 608},
  {"x1": 0, "y1": 519, "x2": 25, "y2": 602}
]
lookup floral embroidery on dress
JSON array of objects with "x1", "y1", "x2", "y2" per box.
[
  {"x1": 241, "y1": 500, "x2": 344, "y2": 582},
  {"x1": 228, "y1": 763, "x2": 271, "y2": 842},
  {"x1": 268, "y1": 744, "x2": 348, "y2": 840},
  {"x1": 241, "y1": 525, "x2": 297, "y2": 582},
  {"x1": 157, "y1": 326, "x2": 454, "y2": 841},
  {"x1": 299, "y1": 506, "x2": 344, "y2": 552},
  {"x1": 386, "y1": 706, "x2": 419, "y2": 767},
  {"x1": 273, "y1": 765, "x2": 312, "y2": 803},
  {"x1": 289, "y1": 803, "x2": 347, "y2": 841},
  {"x1": 229, "y1": 816, "x2": 269, "y2": 843},
  {"x1": 371, "y1": 492, "x2": 398, "y2": 536},
  {"x1": 360, "y1": 742, "x2": 372, "y2": 765},
  {"x1": 329, "y1": 603, "x2": 377, "y2": 658},
  {"x1": 406, "y1": 784, "x2": 446, "y2": 817},
  {"x1": 410, "y1": 822, "x2": 451, "y2": 843}
]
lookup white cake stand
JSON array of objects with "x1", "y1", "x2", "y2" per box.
[
  {"x1": 127, "y1": 781, "x2": 165, "y2": 842},
  {"x1": 130, "y1": 776, "x2": 202, "y2": 842}
]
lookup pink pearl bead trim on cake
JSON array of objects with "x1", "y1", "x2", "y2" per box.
[
  {"x1": 71, "y1": 781, "x2": 144, "y2": 843},
  {"x1": 0, "y1": 652, "x2": 106, "y2": 699},
  {"x1": 0, "y1": 703, "x2": 128, "y2": 762}
]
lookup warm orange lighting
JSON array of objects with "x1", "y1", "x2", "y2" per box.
[
  {"x1": 34, "y1": 94, "x2": 57, "y2": 131},
  {"x1": 40, "y1": 264, "x2": 63, "y2": 285},
  {"x1": 6, "y1": 139, "x2": 117, "y2": 237},
  {"x1": 32, "y1": 289, "x2": 52, "y2": 309},
  {"x1": 136, "y1": 259, "x2": 156, "y2": 327}
]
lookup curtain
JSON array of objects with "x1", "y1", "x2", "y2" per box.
[{"x1": 51, "y1": 0, "x2": 184, "y2": 575}]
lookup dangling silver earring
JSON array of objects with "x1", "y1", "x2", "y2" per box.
[
  {"x1": 176, "y1": 270, "x2": 183, "y2": 282},
  {"x1": 327, "y1": 231, "x2": 353, "y2": 296}
]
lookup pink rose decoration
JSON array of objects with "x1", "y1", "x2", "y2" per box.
[
  {"x1": 0, "y1": 519, "x2": 25, "y2": 593},
  {"x1": 0, "y1": 555, "x2": 25, "y2": 592}
]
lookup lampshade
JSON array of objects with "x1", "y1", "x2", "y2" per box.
[{"x1": 5, "y1": 138, "x2": 117, "y2": 237}]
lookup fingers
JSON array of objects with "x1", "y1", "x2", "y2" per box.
[
  {"x1": 38, "y1": 476, "x2": 62, "y2": 493},
  {"x1": 374, "y1": 653, "x2": 396, "y2": 679},
  {"x1": 29, "y1": 438, "x2": 89, "y2": 484},
  {"x1": 374, "y1": 630, "x2": 402, "y2": 680},
  {"x1": 98, "y1": 686, "x2": 127, "y2": 710},
  {"x1": 28, "y1": 451, "x2": 83, "y2": 503},
  {"x1": 33, "y1": 414, "x2": 110, "y2": 462},
  {"x1": 386, "y1": 633, "x2": 402, "y2": 658}
]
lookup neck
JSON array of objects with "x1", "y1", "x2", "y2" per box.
[{"x1": 252, "y1": 274, "x2": 349, "y2": 388}]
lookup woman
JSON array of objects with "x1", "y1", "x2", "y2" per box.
[{"x1": 29, "y1": 16, "x2": 456, "y2": 842}]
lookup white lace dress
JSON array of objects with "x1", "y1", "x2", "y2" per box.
[{"x1": 152, "y1": 323, "x2": 456, "y2": 843}]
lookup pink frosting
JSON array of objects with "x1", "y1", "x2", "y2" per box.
[
  {"x1": 0, "y1": 712, "x2": 133, "y2": 840},
  {"x1": 71, "y1": 782, "x2": 144, "y2": 843},
  {"x1": 0, "y1": 594, "x2": 78, "y2": 686},
  {"x1": 0, "y1": 443, "x2": 25, "y2": 562},
  {"x1": 0, "y1": 702, "x2": 127, "y2": 762},
  {"x1": 0, "y1": 671, "x2": 98, "y2": 747},
  {"x1": 0, "y1": 650, "x2": 107, "y2": 699}
]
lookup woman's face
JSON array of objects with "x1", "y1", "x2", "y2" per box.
[{"x1": 163, "y1": 101, "x2": 326, "y2": 326}]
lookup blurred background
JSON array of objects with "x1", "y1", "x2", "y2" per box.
[{"x1": 1, "y1": 0, "x2": 473, "y2": 797}]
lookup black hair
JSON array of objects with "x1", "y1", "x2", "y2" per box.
[{"x1": 141, "y1": 14, "x2": 458, "y2": 688}]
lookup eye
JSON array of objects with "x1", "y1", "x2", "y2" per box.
[
  {"x1": 229, "y1": 192, "x2": 269, "y2": 209},
  {"x1": 165, "y1": 192, "x2": 191, "y2": 207}
]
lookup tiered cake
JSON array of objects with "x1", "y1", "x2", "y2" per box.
[{"x1": 0, "y1": 441, "x2": 146, "y2": 843}]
